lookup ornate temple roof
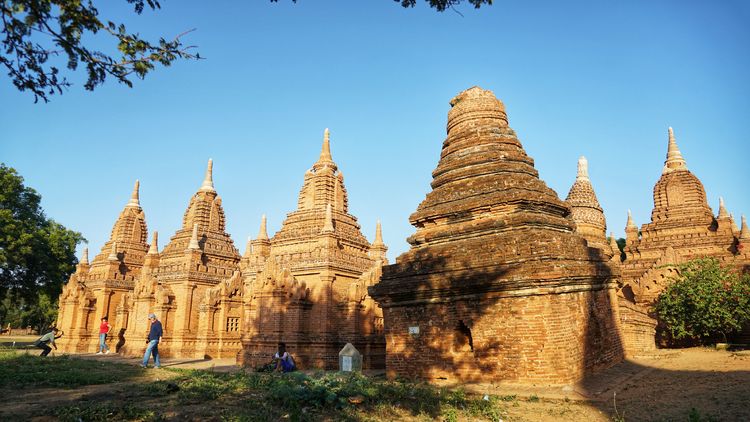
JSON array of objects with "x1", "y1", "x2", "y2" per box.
[
  {"x1": 86, "y1": 180, "x2": 150, "y2": 281},
  {"x1": 649, "y1": 127, "x2": 713, "y2": 225},
  {"x1": 374, "y1": 87, "x2": 612, "y2": 301},
  {"x1": 159, "y1": 160, "x2": 240, "y2": 276},
  {"x1": 268, "y1": 129, "x2": 375, "y2": 274},
  {"x1": 565, "y1": 156, "x2": 607, "y2": 247}
]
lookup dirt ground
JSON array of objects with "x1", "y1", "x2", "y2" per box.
[{"x1": 1, "y1": 347, "x2": 749, "y2": 421}]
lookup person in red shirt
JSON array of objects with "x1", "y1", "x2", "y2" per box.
[{"x1": 97, "y1": 316, "x2": 112, "y2": 354}]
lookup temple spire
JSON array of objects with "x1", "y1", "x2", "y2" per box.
[
  {"x1": 148, "y1": 231, "x2": 159, "y2": 255},
  {"x1": 741, "y1": 215, "x2": 750, "y2": 241},
  {"x1": 608, "y1": 232, "x2": 619, "y2": 255},
  {"x1": 730, "y1": 213, "x2": 740, "y2": 233},
  {"x1": 626, "y1": 210, "x2": 637, "y2": 230},
  {"x1": 187, "y1": 223, "x2": 200, "y2": 250},
  {"x1": 663, "y1": 127, "x2": 688, "y2": 174},
  {"x1": 576, "y1": 156, "x2": 589, "y2": 181},
  {"x1": 321, "y1": 203, "x2": 334, "y2": 233},
  {"x1": 318, "y1": 128, "x2": 333, "y2": 164},
  {"x1": 717, "y1": 197, "x2": 729, "y2": 219},
  {"x1": 126, "y1": 180, "x2": 141, "y2": 208},
  {"x1": 257, "y1": 214, "x2": 269, "y2": 240},
  {"x1": 373, "y1": 220, "x2": 384, "y2": 246},
  {"x1": 199, "y1": 159, "x2": 215, "y2": 192},
  {"x1": 107, "y1": 241, "x2": 118, "y2": 261},
  {"x1": 81, "y1": 247, "x2": 89, "y2": 265}
]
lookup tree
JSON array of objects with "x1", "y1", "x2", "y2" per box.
[
  {"x1": 1, "y1": 0, "x2": 200, "y2": 103},
  {"x1": 654, "y1": 258, "x2": 750, "y2": 344},
  {"x1": 0, "y1": 163, "x2": 85, "y2": 327},
  {"x1": 2, "y1": 1, "x2": 492, "y2": 103},
  {"x1": 395, "y1": 0, "x2": 492, "y2": 11}
]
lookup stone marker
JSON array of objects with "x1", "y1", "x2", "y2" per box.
[{"x1": 339, "y1": 343, "x2": 362, "y2": 372}]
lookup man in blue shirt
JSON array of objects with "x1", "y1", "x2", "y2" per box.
[{"x1": 142, "y1": 313, "x2": 163, "y2": 368}]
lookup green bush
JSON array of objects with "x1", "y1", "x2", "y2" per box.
[{"x1": 655, "y1": 258, "x2": 750, "y2": 343}]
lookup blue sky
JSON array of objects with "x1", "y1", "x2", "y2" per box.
[{"x1": 1, "y1": 0, "x2": 748, "y2": 262}]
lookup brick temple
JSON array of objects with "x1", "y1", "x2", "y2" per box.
[
  {"x1": 56, "y1": 88, "x2": 747, "y2": 382},
  {"x1": 237, "y1": 129, "x2": 386, "y2": 369},
  {"x1": 617, "y1": 127, "x2": 750, "y2": 353},
  {"x1": 368, "y1": 87, "x2": 624, "y2": 384},
  {"x1": 56, "y1": 131, "x2": 386, "y2": 368}
]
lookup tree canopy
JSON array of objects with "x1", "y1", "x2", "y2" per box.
[
  {"x1": 2, "y1": 0, "x2": 492, "y2": 102},
  {"x1": 0, "y1": 163, "x2": 84, "y2": 301},
  {"x1": 654, "y1": 258, "x2": 750, "y2": 344}
]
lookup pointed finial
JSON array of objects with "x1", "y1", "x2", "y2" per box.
[
  {"x1": 199, "y1": 159, "x2": 215, "y2": 192},
  {"x1": 148, "y1": 231, "x2": 159, "y2": 255},
  {"x1": 576, "y1": 156, "x2": 589, "y2": 181},
  {"x1": 107, "y1": 241, "x2": 118, "y2": 261},
  {"x1": 126, "y1": 180, "x2": 141, "y2": 207},
  {"x1": 81, "y1": 247, "x2": 89, "y2": 265},
  {"x1": 717, "y1": 197, "x2": 729, "y2": 219},
  {"x1": 244, "y1": 236, "x2": 253, "y2": 257},
  {"x1": 257, "y1": 214, "x2": 269, "y2": 240},
  {"x1": 321, "y1": 203, "x2": 334, "y2": 233},
  {"x1": 609, "y1": 232, "x2": 619, "y2": 252},
  {"x1": 663, "y1": 127, "x2": 688, "y2": 174},
  {"x1": 730, "y1": 213, "x2": 740, "y2": 233},
  {"x1": 626, "y1": 210, "x2": 637, "y2": 230},
  {"x1": 318, "y1": 128, "x2": 333, "y2": 163},
  {"x1": 373, "y1": 220, "x2": 384, "y2": 246},
  {"x1": 741, "y1": 215, "x2": 750, "y2": 240},
  {"x1": 187, "y1": 223, "x2": 200, "y2": 250}
]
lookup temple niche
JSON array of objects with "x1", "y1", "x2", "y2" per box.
[
  {"x1": 618, "y1": 128, "x2": 750, "y2": 353},
  {"x1": 238, "y1": 129, "x2": 387, "y2": 370},
  {"x1": 57, "y1": 181, "x2": 149, "y2": 353},
  {"x1": 369, "y1": 87, "x2": 624, "y2": 384}
]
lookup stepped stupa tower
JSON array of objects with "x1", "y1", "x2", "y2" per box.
[
  {"x1": 618, "y1": 128, "x2": 749, "y2": 351},
  {"x1": 124, "y1": 160, "x2": 242, "y2": 359},
  {"x1": 239, "y1": 129, "x2": 386, "y2": 369},
  {"x1": 57, "y1": 181, "x2": 149, "y2": 353},
  {"x1": 565, "y1": 156, "x2": 609, "y2": 251},
  {"x1": 369, "y1": 87, "x2": 623, "y2": 384}
]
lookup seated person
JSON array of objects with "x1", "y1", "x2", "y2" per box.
[{"x1": 272, "y1": 342, "x2": 296, "y2": 373}]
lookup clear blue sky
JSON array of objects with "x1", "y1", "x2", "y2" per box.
[{"x1": 2, "y1": 0, "x2": 748, "y2": 262}]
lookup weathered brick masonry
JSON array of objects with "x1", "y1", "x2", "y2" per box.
[{"x1": 370, "y1": 87, "x2": 624, "y2": 384}]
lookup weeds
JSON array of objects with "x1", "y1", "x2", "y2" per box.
[{"x1": 0, "y1": 349, "x2": 141, "y2": 388}]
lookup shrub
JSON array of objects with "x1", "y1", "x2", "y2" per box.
[{"x1": 655, "y1": 258, "x2": 750, "y2": 343}]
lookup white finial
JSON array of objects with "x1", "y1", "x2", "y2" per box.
[
  {"x1": 663, "y1": 127, "x2": 688, "y2": 174},
  {"x1": 81, "y1": 247, "x2": 89, "y2": 265},
  {"x1": 107, "y1": 241, "x2": 119, "y2": 261},
  {"x1": 321, "y1": 203, "x2": 334, "y2": 233},
  {"x1": 127, "y1": 180, "x2": 141, "y2": 207},
  {"x1": 576, "y1": 156, "x2": 589, "y2": 181},
  {"x1": 741, "y1": 215, "x2": 750, "y2": 240},
  {"x1": 148, "y1": 231, "x2": 159, "y2": 255},
  {"x1": 257, "y1": 214, "x2": 269, "y2": 240},
  {"x1": 187, "y1": 223, "x2": 200, "y2": 250},
  {"x1": 318, "y1": 128, "x2": 333, "y2": 163},
  {"x1": 199, "y1": 159, "x2": 215, "y2": 192},
  {"x1": 626, "y1": 210, "x2": 637, "y2": 230}
]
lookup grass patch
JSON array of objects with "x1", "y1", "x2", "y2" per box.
[
  {"x1": 0, "y1": 349, "x2": 142, "y2": 388},
  {"x1": 136, "y1": 370, "x2": 509, "y2": 421}
]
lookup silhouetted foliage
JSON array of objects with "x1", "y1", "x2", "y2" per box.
[
  {"x1": 616, "y1": 237, "x2": 626, "y2": 261},
  {"x1": 274, "y1": 0, "x2": 493, "y2": 12},
  {"x1": 1, "y1": 0, "x2": 199, "y2": 102},
  {"x1": 654, "y1": 258, "x2": 750, "y2": 343},
  {"x1": 0, "y1": 164, "x2": 85, "y2": 328}
]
